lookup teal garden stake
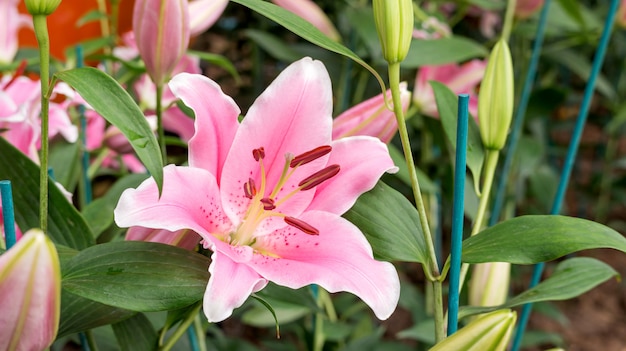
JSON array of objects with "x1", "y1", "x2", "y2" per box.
[
  {"x1": 447, "y1": 94, "x2": 469, "y2": 335},
  {"x1": 0, "y1": 180, "x2": 17, "y2": 250}
]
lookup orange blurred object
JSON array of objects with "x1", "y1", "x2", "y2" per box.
[{"x1": 18, "y1": 0, "x2": 135, "y2": 60}]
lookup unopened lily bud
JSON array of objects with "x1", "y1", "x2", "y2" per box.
[
  {"x1": 469, "y1": 262, "x2": 511, "y2": 307},
  {"x1": 0, "y1": 229, "x2": 61, "y2": 351},
  {"x1": 24, "y1": 0, "x2": 61, "y2": 15},
  {"x1": 373, "y1": 0, "x2": 413, "y2": 64},
  {"x1": 478, "y1": 39, "x2": 514, "y2": 150},
  {"x1": 133, "y1": 0, "x2": 191, "y2": 85},
  {"x1": 429, "y1": 309, "x2": 517, "y2": 351}
]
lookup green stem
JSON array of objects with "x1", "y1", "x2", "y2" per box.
[
  {"x1": 596, "y1": 133, "x2": 618, "y2": 222},
  {"x1": 458, "y1": 149, "x2": 500, "y2": 291},
  {"x1": 86, "y1": 330, "x2": 100, "y2": 351},
  {"x1": 33, "y1": 15, "x2": 51, "y2": 233},
  {"x1": 388, "y1": 62, "x2": 444, "y2": 341},
  {"x1": 312, "y1": 288, "x2": 326, "y2": 351},
  {"x1": 156, "y1": 83, "x2": 167, "y2": 163},
  {"x1": 160, "y1": 303, "x2": 202, "y2": 351},
  {"x1": 193, "y1": 313, "x2": 207, "y2": 351},
  {"x1": 501, "y1": 0, "x2": 518, "y2": 42}
]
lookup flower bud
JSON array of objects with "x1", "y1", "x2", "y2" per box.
[
  {"x1": 24, "y1": 0, "x2": 61, "y2": 16},
  {"x1": 478, "y1": 39, "x2": 514, "y2": 150},
  {"x1": 469, "y1": 262, "x2": 511, "y2": 307},
  {"x1": 0, "y1": 229, "x2": 61, "y2": 351},
  {"x1": 133, "y1": 0, "x2": 191, "y2": 85},
  {"x1": 430, "y1": 309, "x2": 516, "y2": 351},
  {"x1": 373, "y1": 0, "x2": 413, "y2": 64}
]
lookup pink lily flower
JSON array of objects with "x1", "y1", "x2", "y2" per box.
[
  {"x1": 272, "y1": 0, "x2": 341, "y2": 41},
  {"x1": 0, "y1": 229, "x2": 61, "y2": 351},
  {"x1": 515, "y1": 0, "x2": 544, "y2": 19},
  {"x1": 115, "y1": 57, "x2": 400, "y2": 322},
  {"x1": 133, "y1": 0, "x2": 191, "y2": 85},
  {"x1": 332, "y1": 82, "x2": 410, "y2": 143},
  {"x1": 412, "y1": 59, "x2": 486, "y2": 119},
  {"x1": 0, "y1": 0, "x2": 31, "y2": 64},
  {"x1": 0, "y1": 206, "x2": 22, "y2": 243},
  {"x1": 188, "y1": 0, "x2": 229, "y2": 36}
]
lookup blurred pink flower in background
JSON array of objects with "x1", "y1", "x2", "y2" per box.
[
  {"x1": 332, "y1": 82, "x2": 410, "y2": 143},
  {"x1": 0, "y1": 0, "x2": 31, "y2": 64},
  {"x1": 515, "y1": 0, "x2": 544, "y2": 19},
  {"x1": 617, "y1": 0, "x2": 626, "y2": 28},
  {"x1": 272, "y1": 0, "x2": 340, "y2": 41},
  {"x1": 189, "y1": 0, "x2": 229, "y2": 36},
  {"x1": 412, "y1": 59, "x2": 486, "y2": 119}
]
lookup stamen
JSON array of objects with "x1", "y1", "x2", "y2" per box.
[
  {"x1": 290, "y1": 145, "x2": 332, "y2": 168},
  {"x1": 243, "y1": 177, "x2": 257, "y2": 199},
  {"x1": 2, "y1": 60, "x2": 28, "y2": 89},
  {"x1": 253, "y1": 147, "x2": 265, "y2": 161},
  {"x1": 284, "y1": 216, "x2": 319, "y2": 235},
  {"x1": 298, "y1": 164, "x2": 340, "y2": 191},
  {"x1": 260, "y1": 197, "x2": 276, "y2": 210}
]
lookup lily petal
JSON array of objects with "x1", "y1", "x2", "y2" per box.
[
  {"x1": 115, "y1": 165, "x2": 232, "y2": 240},
  {"x1": 204, "y1": 251, "x2": 267, "y2": 323},
  {"x1": 307, "y1": 136, "x2": 397, "y2": 215},
  {"x1": 126, "y1": 226, "x2": 201, "y2": 250},
  {"x1": 169, "y1": 73, "x2": 240, "y2": 181},
  {"x1": 220, "y1": 57, "x2": 333, "y2": 225},
  {"x1": 252, "y1": 210, "x2": 400, "y2": 320}
]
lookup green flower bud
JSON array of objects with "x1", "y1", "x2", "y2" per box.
[
  {"x1": 478, "y1": 39, "x2": 514, "y2": 150},
  {"x1": 24, "y1": 0, "x2": 62, "y2": 16},
  {"x1": 430, "y1": 309, "x2": 517, "y2": 351},
  {"x1": 373, "y1": 0, "x2": 414, "y2": 64}
]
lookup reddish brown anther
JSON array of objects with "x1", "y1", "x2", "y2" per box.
[
  {"x1": 243, "y1": 178, "x2": 257, "y2": 199},
  {"x1": 284, "y1": 216, "x2": 319, "y2": 235},
  {"x1": 252, "y1": 147, "x2": 265, "y2": 161},
  {"x1": 260, "y1": 197, "x2": 276, "y2": 210},
  {"x1": 298, "y1": 164, "x2": 340, "y2": 190},
  {"x1": 290, "y1": 145, "x2": 332, "y2": 168}
]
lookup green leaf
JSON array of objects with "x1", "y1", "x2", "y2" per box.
[
  {"x1": 0, "y1": 138, "x2": 95, "y2": 250},
  {"x1": 556, "y1": 0, "x2": 586, "y2": 29},
  {"x1": 248, "y1": 295, "x2": 282, "y2": 337},
  {"x1": 544, "y1": 49, "x2": 615, "y2": 100},
  {"x1": 463, "y1": 215, "x2": 626, "y2": 264},
  {"x1": 55, "y1": 68, "x2": 163, "y2": 193},
  {"x1": 76, "y1": 9, "x2": 108, "y2": 27},
  {"x1": 458, "y1": 257, "x2": 619, "y2": 319},
  {"x1": 82, "y1": 173, "x2": 148, "y2": 238},
  {"x1": 344, "y1": 181, "x2": 427, "y2": 263},
  {"x1": 388, "y1": 144, "x2": 438, "y2": 193},
  {"x1": 229, "y1": 0, "x2": 386, "y2": 93},
  {"x1": 58, "y1": 290, "x2": 136, "y2": 337},
  {"x1": 62, "y1": 241, "x2": 210, "y2": 311},
  {"x1": 49, "y1": 141, "x2": 81, "y2": 191},
  {"x1": 112, "y1": 313, "x2": 159, "y2": 351},
  {"x1": 244, "y1": 29, "x2": 303, "y2": 62},
  {"x1": 430, "y1": 81, "x2": 485, "y2": 194},
  {"x1": 187, "y1": 50, "x2": 242, "y2": 85},
  {"x1": 402, "y1": 37, "x2": 488, "y2": 68}
]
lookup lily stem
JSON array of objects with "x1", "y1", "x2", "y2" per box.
[
  {"x1": 160, "y1": 303, "x2": 202, "y2": 351},
  {"x1": 156, "y1": 83, "x2": 167, "y2": 163},
  {"x1": 388, "y1": 62, "x2": 444, "y2": 342},
  {"x1": 33, "y1": 14, "x2": 51, "y2": 233}
]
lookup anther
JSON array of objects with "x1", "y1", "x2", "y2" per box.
[
  {"x1": 252, "y1": 147, "x2": 265, "y2": 161},
  {"x1": 290, "y1": 145, "x2": 332, "y2": 168},
  {"x1": 284, "y1": 216, "x2": 319, "y2": 235},
  {"x1": 298, "y1": 164, "x2": 340, "y2": 191},
  {"x1": 243, "y1": 178, "x2": 257, "y2": 199},
  {"x1": 260, "y1": 197, "x2": 276, "y2": 210}
]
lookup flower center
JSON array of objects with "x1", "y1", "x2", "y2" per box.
[{"x1": 229, "y1": 145, "x2": 339, "y2": 246}]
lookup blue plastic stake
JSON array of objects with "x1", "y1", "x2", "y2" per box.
[
  {"x1": 489, "y1": 0, "x2": 552, "y2": 227},
  {"x1": 1, "y1": 180, "x2": 17, "y2": 250},
  {"x1": 447, "y1": 94, "x2": 469, "y2": 335},
  {"x1": 76, "y1": 45, "x2": 93, "y2": 204},
  {"x1": 511, "y1": 1, "x2": 620, "y2": 350}
]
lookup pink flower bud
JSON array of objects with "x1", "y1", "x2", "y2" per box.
[
  {"x1": 0, "y1": 229, "x2": 61, "y2": 351},
  {"x1": 133, "y1": 0, "x2": 191, "y2": 85}
]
